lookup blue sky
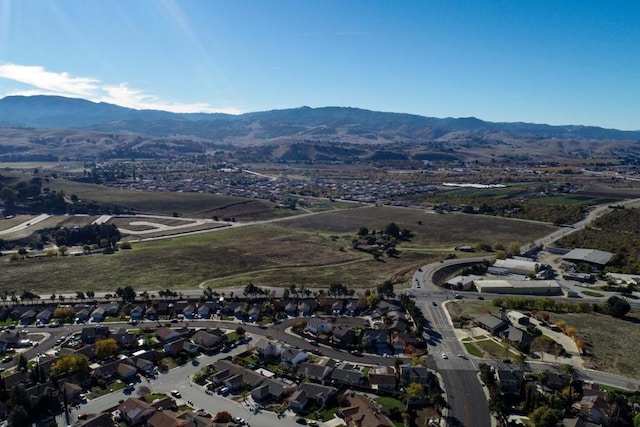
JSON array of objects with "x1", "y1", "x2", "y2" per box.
[{"x1": 0, "y1": 0, "x2": 638, "y2": 130}]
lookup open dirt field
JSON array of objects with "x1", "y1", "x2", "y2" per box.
[
  {"x1": 1, "y1": 203, "x2": 556, "y2": 294},
  {"x1": 46, "y1": 177, "x2": 298, "y2": 221},
  {"x1": 280, "y1": 206, "x2": 559, "y2": 247}
]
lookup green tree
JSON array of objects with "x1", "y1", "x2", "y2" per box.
[
  {"x1": 357, "y1": 226, "x2": 369, "y2": 236},
  {"x1": 8, "y1": 405, "x2": 30, "y2": 427},
  {"x1": 58, "y1": 245, "x2": 68, "y2": 256},
  {"x1": 366, "y1": 293, "x2": 380, "y2": 308},
  {"x1": 405, "y1": 382, "x2": 424, "y2": 400},
  {"x1": 243, "y1": 282, "x2": 262, "y2": 298},
  {"x1": 385, "y1": 223, "x2": 401, "y2": 239},
  {"x1": 529, "y1": 406, "x2": 561, "y2": 427},
  {"x1": 329, "y1": 283, "x2": 348, "y2": 297},
  {"x1": 50, "y1": 354, "x2": 89, "y2": 377},
  {"x1": 95, "y1": 338, "x2": 118, "y2": 360},
  {"x1": 604, "y1": 296, "x2": 630, "y2": 318},
  {"x1": 17, "y1": 353, "x2": 27, "y2": 371},
  {"x1": 116, "y1": 285, "x2": 136, "y2": 303},
  {"x1": 377, "y1": 280, "x2": 395, "y2": 299}
]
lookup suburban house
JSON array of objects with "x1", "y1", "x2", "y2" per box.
[
  {"x1": 281, "y1": 346, "x2": 308, "y2": 365},
  {"x1": 191, "y1": 330, "x2": 222, "y2": 351},
  {"x1": 339, "y1": 393, "x2": 394, "y2": 427},
  {"x1": 144, "y1": 306, "x2": 157, "y2": 321},
  {"x1": 298, "y1": 359, "x2": 336, "y2": 383},
  {"x1": 364, "y1": 329, "x2": 389, "y2": 350},
  {"x1": 36, "y1": 309, "x2": 53, "y2": 325},
  {"x1": 504, "y1": 326, "x2": 535, "y2": 348},
  {"x1": 75, "y1": 308, "x2": 91, "y2": 323},
  {"x1": 475, "y1": 313, "x2": 509, "y2": 335},
  {"x1": 573, "y1": 395, "x2": 610, "y2": 425},
  {"x1": 495, "y1": 369, "x2": 523, "y2": 393},
  {"x1": 117, "y1": 398, "x2": 156, "y2": 425},
  {"x1": 90, "y1": 307, "x2": 106, "y2": 323},
  {"x1": 369, "y1": 372, "x2": 397, "y2": 392},
  {"x1": 331, "y1": 367, "x2": 365, "y2": 387},
  {"x1": 254, "y1": 338, "x2": 279, "y2": 359},
  {"x1": 111, "y1": 328, "x2": 138, "y2": 349},
  {"x1": 19, "y1": 309, "x2": 36, "y2": 326},
  {"x1": 183, "y1": 304, "x2": 196, "y2": 319},
  {"x1": 248, "y1": 305, "x2": 261, "y2": 322},
  {"x1": 332, "y1": 324, "x2": 356, "y2": 346},
  {"x1": 163, "y1": 337, "x2": 187, "y2": 356},
  {"x1": 90, "y1": 360, "x2": 137, "y2": 381},
  {"x1": 251, "y1": 377, "x2": 286, "y2": 404},
  {"x1": 306, "y1": 318, "x2": 334, "y2": 334},
  {"x1": 298, "y1": 299, "x2": 318, "y2": 317},
  {"x1": 288, "y1": 383, "x2": 337, "y2": 413},
  {"x1": 129, "y1": 305, "x2": 144, "y2": 321},
  {"x1": 401, "y1": 366, "x2": 432, "y2": 387},
  {"x1": 155, "y1": 327, "x2": 183, "y2": 342}
]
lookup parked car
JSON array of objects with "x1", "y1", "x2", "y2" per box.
[
  {"x1": 170, "y1": 390, "x2": 182, "y2": 398},
  {"x1": 296, "y1": 418, "x2": 307, "y2": 425},
  {"x1": 441, "y1": 353, "x2": 448, "y2": 359}
]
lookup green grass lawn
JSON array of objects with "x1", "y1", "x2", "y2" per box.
[
  {"x1": 463, "y1": 342, "x2": 483, "y2": 358},
  {"x1": 475, "y1": 339, "x2": 509, "y2": 358},
  {"x1": 321, "y1": 406, "x2": 341, "y2": 422},
  {"x1": 376, "y1": 396, "x2": 405, "y2": 412},
  {"x1": 582, "y1": 290, "x2": 604, "y2": 297}
]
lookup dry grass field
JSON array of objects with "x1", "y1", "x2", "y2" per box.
[
  {"x1": 1, "y1": 205, "x2": 556, "y2": 294},
  {"x1": 45, "y1": 177, "x2": 297, "y2": 221},
  {"x1": 281, "y1": 206, "x2": 558, "y2": 248},
  {"x1": 447, "y1": 300, "x2": 640, "y2": 379}
]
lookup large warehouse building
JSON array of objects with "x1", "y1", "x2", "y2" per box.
[
  {"x1": 562, "y1": 248, "x2": 613, "y2": 269},
  {"x1": 474, "y1": 279, "x2": 562, "y2": 295}
]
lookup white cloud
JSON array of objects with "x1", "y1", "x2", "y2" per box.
[
  {"x1": 0, "y1": 63, "x2": 240, "y2": 114},
  {"x1": 0, "y1": 64, "x2": 99, "y2": 97}
]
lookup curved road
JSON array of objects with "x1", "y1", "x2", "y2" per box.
[{"x1": 412, "y1": 257, "x2": 493, "y2": 427}]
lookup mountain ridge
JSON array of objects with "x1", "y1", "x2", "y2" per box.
[{"x1": 0, "y1": 95, "x2": 638, "y2": 142}]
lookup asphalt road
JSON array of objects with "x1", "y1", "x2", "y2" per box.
[{"x1": 413, "y1": 257, "x2": 492, "y2": 427}]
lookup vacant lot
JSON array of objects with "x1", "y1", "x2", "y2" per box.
[
  {"x1": 46, "y1": 177, "x2": 298, "y2": 221},
  {"x1": 1, "y1": 203, "x2": 557, "y2": 295},
  {"x1": 447, "y1": 300, "x2": 640, "y2": 379},
  {"x1": 281, "y1": 206, "x2": 558, "y2": 248}
]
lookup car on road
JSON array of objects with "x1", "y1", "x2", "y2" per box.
[
  {"x1": 310, "y1": 348, "x2": 322, "y2": 355},
  {"x1": 457, "y1": 353, "x2": 466, "y2": 359},
  {"x1": 170, "y1": 390, "x2": 182, "y2": 398},
  {"x1": 432, "y1": 301, "x2": 437, "y2": 306},
  {"x1": 454, "y1": 293, "x2": 462, "y2": 299},
  {"x1": 235, "y1": 417, "x2": 246, "y2": 425},
  {"x1": 308, "y1": 422, "x2": 318, "y2": 427},
  {"x1": 1, "y1": 356, "x2": 12, "y2": 363},
  {"x1": 296, "y1": 418, "x2": 307, "y2": 425},
  {"x1": 441, "y1": 353, "x2": 448, "y2": 359}
]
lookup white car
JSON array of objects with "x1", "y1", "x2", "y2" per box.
[{"x1": 442, "y1": 353, "x2": 448, "y2": 359}]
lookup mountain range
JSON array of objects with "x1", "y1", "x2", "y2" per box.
[
  {"x1": 0, "y1": 95, "x2": 639, "y2": 163},
  {"x1": 1, "y1": 95, "x2": 638, "y2": 143}
]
